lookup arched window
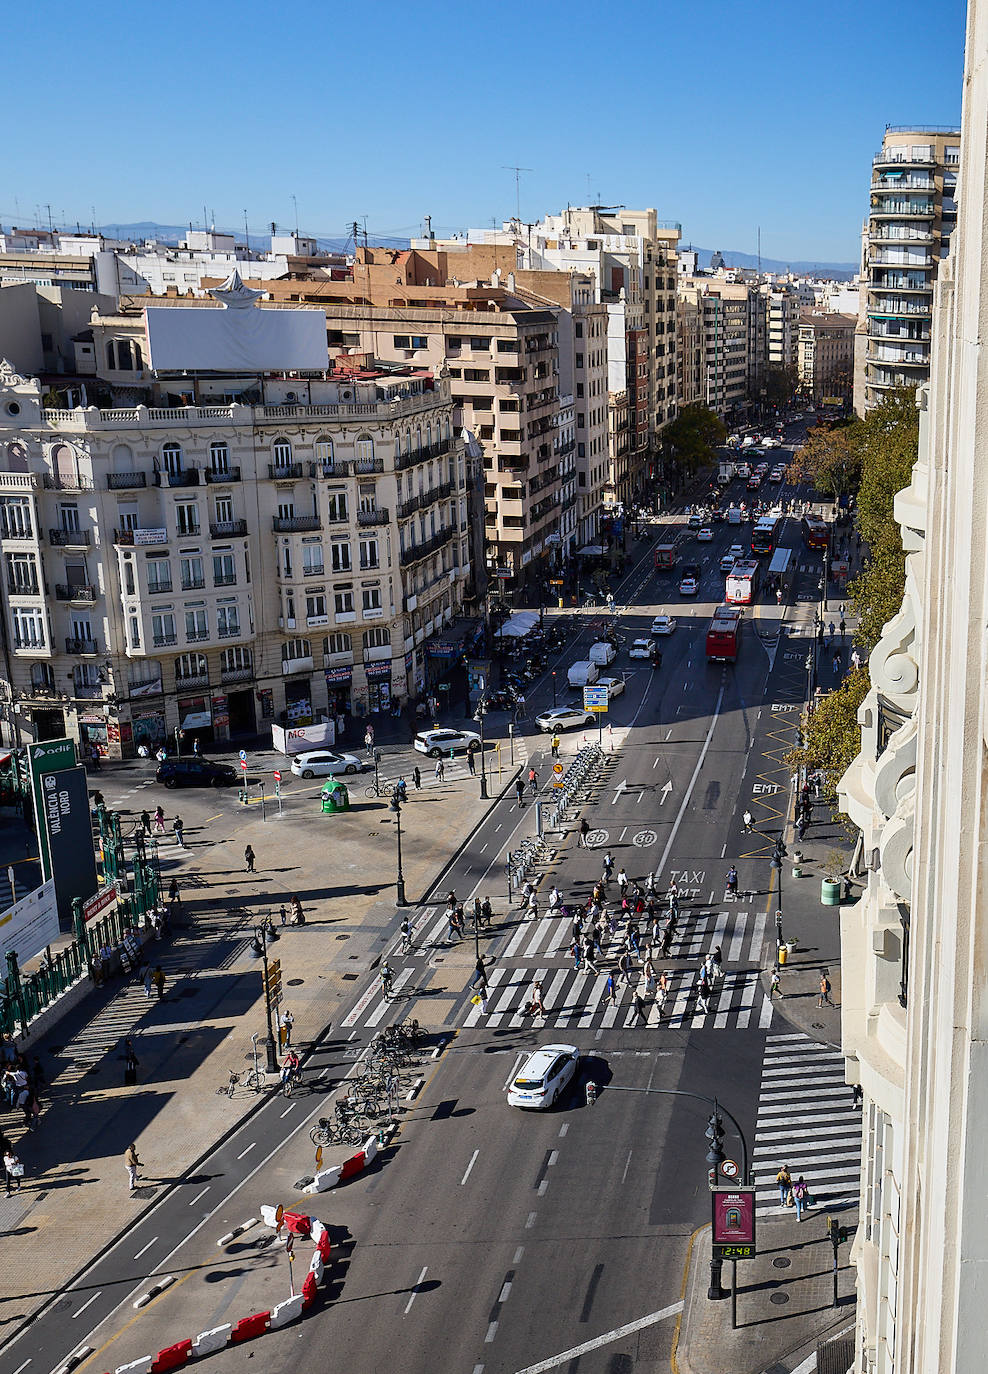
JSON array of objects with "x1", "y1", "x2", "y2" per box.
[
  {"x1": 106, "y1": 340, "x2": 116, "y2": 370},
  {"x1": 30, "y1": 663, "x2": 55, "y2": 692},
  {"x1": 324, "y1": 632, "x2": 352, "y2": 656},
  {"x1": 444, "y1": 418, "x2": 451, "y2": 442},
  {"x1": 209, "y1": 441, "x2": 230, "y2": 475},
  {"x1": 355, "y1": 434, "x2": 374, "y2": 463},
  {"x1": 314, "y1": 437, "x2": 334, "y2": 466},
  {"x1": 220, "y1": 645, "x2": 252, "y2": 673},
  {"x1": 415, "y1": 426, "x2": 423, "y2": 453},
  {"x1": 117, "y1": 340, "x2": 133, "y2": 371},
  {"x1": 282, "y1": 638, "x2": 311, "y2": 662},
  {"x1": 161, "y1": 442, "x2": 183, "y2": 475},
  {"x1": 175, "y1": 651, "x2": 207, "y2": 681},
  {"x1": 425, "y1": 423, "x2": 433, "y2": 450},
  {"x1": 273, "y1": 438, "x2": 293, "y2": 467},
  {"x1": 111, "y1": 443, "x2": 134, "y2": 472},
  {"x1": 362, "y1": 627, "x2": 391, "y2": 651},
  {"x1": 133, "y1": 342, "x2": 143, "y2": 370}
]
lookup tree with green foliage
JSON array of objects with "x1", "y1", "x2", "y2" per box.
[
  {"x1": 786, "y1": 422, "x2": 862, "y2": 502},
  {"x1": 662, "y1": 404, "x2": 726, "y2": 474},
  {"x1": 765, "y1": 363, "x2": 799, "y2": 409},
  {"x1": 786, "y1": 666, "x2": 871, "y2": 804}
]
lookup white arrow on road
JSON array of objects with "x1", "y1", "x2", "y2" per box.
[
  {"x1": 611, "y1": 779, "x2": 628, "y2": 805},
  {"x1": 659, "y1": 780, "x2": 673, "y2": 805}
]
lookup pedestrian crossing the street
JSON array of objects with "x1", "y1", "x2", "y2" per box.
[{"x1": 752, "y1": 1031, "x2": 861, "y2": 1216}]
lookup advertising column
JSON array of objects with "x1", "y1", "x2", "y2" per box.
[
  {"x1": 40, "y1": 764, "x2": 99, "y2": 929},
  {"x1": 26, "y1": 738, "x2": 78, "y2": 883}
]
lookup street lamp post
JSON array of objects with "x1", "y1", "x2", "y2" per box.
[
  {"x1": 389, "y1": 792, "x2": 408, "y2": 906},
  {"x1": 551, "y1": 670, "x2": 557, "y2": 707},
  {"x1": 474, "y1": 697, "x2": 489, "y2": 800},
  {"x1": 250, "y1": 923, "x2": 280, "y2": 1074},
  {"x1": 606, "y1": 1085, "x2": 751, "y2": 1303},
  {"x1": 772, "y1": 838, "x2": 786, "y2": 964}
]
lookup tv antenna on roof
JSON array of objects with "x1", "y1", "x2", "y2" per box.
[{"x1": 503, "y1": 165, "x2": 533, "y2": 224}]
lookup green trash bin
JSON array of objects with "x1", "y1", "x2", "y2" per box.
[{"x1": 320, "y1": 781, "x2": 351, "y2": 814}]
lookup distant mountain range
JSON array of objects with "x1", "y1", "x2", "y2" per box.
[{"x1": 91, "y1": 223, "x2": 857, "y2": 279}]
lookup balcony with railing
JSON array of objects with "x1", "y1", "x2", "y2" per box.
[
  {"x1": 220, "y1": 664, "x2": 254, "y2": 684},
  {"x1": 147, "y1": 580, "x2": 173, "y2": 595},
  {"x1": 268, "y1": 462, "x2": 304, "y2": 481},
  {"x1": 43, "y1": 473, "x2": 94, "y2": 491},
  {"x1": 394, "y1": 438, "x2": 455, "y2": 471},
  {"x1": 871, "y1": 176, "x2": 935, "y2": 192},
  {"x1": 154, "y1": 467, "x2": 200, "y2": 488},
  {"x1": 213, "y1": 573, "x2": 238, "y2": 587},
  {"x1": 354, "y1": 457, "x2": 385, "y2": 474},
  {"x1": 209, "y1": 519, "x2": 248, "y2": 537},
  {"x1": 49, "y1": 528, "x2": 91, "y2": 547},
  {"x1": 356, "y1": 507, "x2": 390, "y2": 527},
  {"x1": 399, "y1": 526, "x2": 454, "y2": 567},
  {"x1": 55, "y1": 583, "x2": 96, "y2": 602},
  {"x1": 205, "y1": 466, "x2": 242, "y2": 484},
  {"x1": 181, "y1": 576, "x2": 205, "y2": 591},
  {"x1": 106, "y1": 471, "x2": 147, "y2": 490},
  {"x1": 310, "y1": 459, "x2": 354, "y2": 478},
  {"x1": 175, "y1": 671, "x2": 210, "y2": 689},
  {"x1": 869, "y1": 226, "x2": 934, "y2": 244},
  {"x1": 870, "y1": 250, "x2": 933, "y2": 268},
  {"x1": 65, "y1": 636, "x2": 100, "y2": 655},
  {"x1": 273, "y1": 514, "x2": 322, "y2": 533},
  {"x1": 873, "y1": 147, "x2": 936, "y2": 168},
  {"x1": 870, "y1": 200, "x2": 935, "y2": 218},
  {"x1": 152, "y1": 632, "x2": 178, "y2": 647}
]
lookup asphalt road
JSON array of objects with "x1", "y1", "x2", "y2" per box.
[{"x1": 0, "y1": 421, "x2": 836, "y2": 1374}]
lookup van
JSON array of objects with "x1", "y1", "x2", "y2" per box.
[
  {"x1": 567, "y1": 660, "x2": 600, "y2": 689},
  {"x1": 588, "y1": 641, "x2": 617, "y2": 667},
  {"x1": 726, "y1": 506, "x2": 742, "y2": 526}
]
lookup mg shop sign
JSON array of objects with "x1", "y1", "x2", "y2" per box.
[{"x1": 711, "y1": 1187, "x2": 757, "y2": 1260}]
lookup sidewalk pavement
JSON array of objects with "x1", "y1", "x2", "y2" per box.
[{"x1": 0, "y1": 733, "x2": 528, "y2": 1343}]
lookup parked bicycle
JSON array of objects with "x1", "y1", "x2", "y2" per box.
[{"x1": 217, "y1": 1067, "x2": 263, "y2": 1098}]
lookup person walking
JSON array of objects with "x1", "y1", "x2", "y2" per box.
[
  {"x1": 630, "y1": 991, "x2": 647, "y2": 1025},
  {"x1": 123, "y1": 1038, "x2": 139, "y2": 1086},
  {"x1": 153, "y1": 805, "x2": 166, "y2": 835},
  {"x1": 152, "y1": 966, "x2": 165, "y2": 1000},
  {"x1": 470, "y1": 957, "x2": 488, "y2": 992},
  {"x1": 742, "y1": 809, "x2": 754, "y2": 832},
  {"x1": 514, "y1": 777, "x2": 525, "y2": 808},
  {"x1": 446, "y1": 904, "x2": 461, "y2": 943},
  {"x1": 140, "y1": 809, "x2": 152, "y2": 836},
  {"x1": 4, "y1": 1146, "x2": 23, "y2": 1197},
  {"x1": 569, "y1": 939, "x2": 582, "y2": 972},
  {"x1": 656, "y1": 969, "x2": 669, "y2": 1019},
  {"x1": 618, "y1": 951, "x2": 634, "y2": 988},
  {"x1": 770, "y1": 967, "x2": 784, "y2": 998},
  {"x1": 168, "y1": 877, "x2": 180, "y2": 909},
  {"x1": 578, "y1": 818, "x2": 590, "y2": 848},
  {"x1": 776, "y1": 1163, "x2": 793, "y2": 1209},
  {"x1": 583, "y1": 936, "x2": 599, "y2": 975},
  {"x1": 605, "y1": 972, "x2": 617, "y2": 1007},
  {"x1": 467, "y1": 749, "x2": 476, "y2": 776},
  {"x1": 412, "y1": 766, "x2": 422, "y2": 791},
  {"x1": 530, "y1": 979, "x2": 545, "y2": 1018},
  {"x1": 173, "y1": 816, "x2": 185, "y2": 849},
  {"x1": 481, "y1": 897, "x2": 494, "y2": 928},
  {"x1": 435, "y1": 758, "x2": 445, "y2": 783},
  {"x1": 550, "y1": 733, "x2": 561, "y2": 759},
  {"x1": 710, "y1": 945, "x2": 723, "y2": 984},
  {"x1": 833, "y1": 649, "x2": 841, "y2": 674},
  {"x1": 792, "y1": 1175, "x2": 809, "y2": 1222},
  {"x1": 818, "y1": 970, "x2": 834, "y2": 1007},
  {"x1": 282, "y1": 1010, "x2": 294, "y2": 1047},
  {"x1": 364, "y1": 725, "x2": 374, "y2": 756},
  {"x1": 244, "y1": 844, "x2": 256, "y2": 873},
  {"x1": 125, "y1": 1142, "x2": 142, "y2": 1193},
  {"x1": 143, "y1": 965, "x2": 153, "y2": 999}
]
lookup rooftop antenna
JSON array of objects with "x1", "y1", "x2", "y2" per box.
[
  {"x1": 503, "y1": 165, "x2": 533, "y2": 225},
  {"x1": 291, "y1": 193, "x2": 299, "y2": 236},
  {"x1": 243, "y1": 209, "x2": 250, "y2": 258},
  {"x1": 203, "y1": 204, "x2": 208, "y2": 233},
  {"x1": 757, "y1": 225, "x2": 761, "y2": 275}
]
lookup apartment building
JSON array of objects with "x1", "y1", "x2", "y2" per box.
[
  {"x1": 677, "y1": 278, "x2": 755, "y2": 421},
  {"x1": 763, "y1": 286, "x2": 800, "y2": 374},
  {"x1": 797, "y1": 309, "x2": 856, "y2": 403},
  {"x1": 0, "y1": 294, "x2": 469, "y2": 757},
  {"x1": 675, "y1": 292, "x2": 704, "y2": 408},
  {"x1": 837, "y1": 15, "x2": 986, "y2": 1369},
  {"x1": 853, "y1": 125, "x2": 960, "y2": 414},
  {"x1": 253, "y1": 255, "x2": 570, "y2": 583}
]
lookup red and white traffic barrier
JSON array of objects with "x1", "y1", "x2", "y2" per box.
[
  {"x1": 302, "y1": 1133, "x2": 379, "y2": 1194},
  {"x1": 101, "y1": 1210, "x2": 333, "y2": 1374}
]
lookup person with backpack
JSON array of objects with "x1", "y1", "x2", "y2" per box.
[
  {"x1": 776, "y1": 1164, "x2": 793, "y2": 1209},
  {"x1": 792, "y1": 1175, "x2": 809, "y2": 1222}
]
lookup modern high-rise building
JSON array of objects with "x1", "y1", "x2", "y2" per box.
[
  {"x1": 837, "y1": 7, "x2": 986, "y2": 1370},
  {"x1": 853, "y1": 124, "x2": 960, "y2": 414}
]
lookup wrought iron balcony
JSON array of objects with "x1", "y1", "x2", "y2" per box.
[
  {"x1": 205, "y1": 466, "x2": 242, "y2": 484},
  {"x1": 55, "y1": 583, "x2": 96, "y2": 601},
  {"x1": 106, "y1": 472, "x2": 147, "y2": 490},
  {"x1": 49, "y1": 528, "x2": 91, "y2": 547},
  {"x1": 209, "y1": 520, "x2": 248, "y2": 537},
  {"x1": 65, "y1": 636, "x2": 100, "y2": 655},
  {"x1": 268, "y1": 462, "x2": 304, "y2": 480},
  {"x1": 273, "y1": 515, "x2": 322, "y2": 533}
]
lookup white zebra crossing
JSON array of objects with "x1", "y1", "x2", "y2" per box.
[{"x1": 752, "y1": 1032, "x2": 861, "y2": 1215}]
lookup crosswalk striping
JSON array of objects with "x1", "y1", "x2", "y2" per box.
[{"x1": 752, "y1": 1031, "x2": 861, "y2": 1214}]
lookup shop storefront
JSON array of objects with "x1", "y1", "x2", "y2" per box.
[
  {"x1": 324, "y1": 665, "x2": 353, "y2": 717},
  {"x1": 131, "y1": 707, "x2": 166, "y2": 752},
  {"x1": 284, "y1": 678, "x2": 313, "y2": 724},
  {"x1": 364, "y1": 661, "x2": 392, "y2": 714},
  {"x1": 178, "y1": 696, "x2": 213, "y2": 747},
  {"x1": 78, "y1": 712, "x2": 108, "y2": 755},
  {"x1": 211, "y1": 694, "x2": 230, "y2": 743}
]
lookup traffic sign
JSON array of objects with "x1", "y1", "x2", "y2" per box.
[
  {"x1": 239, "y1": 749, "x2": 247, "y2": 762},
  {"x1": 583, "y1": 685, "x2": 609, "y2": 713},
  {"x1": 720, "y1": 1159, "x2": 740, "y2": 1179},
  {"x1": 240, "y1": 759, "x2": 248, "y2": 772},
  {"x1": 273, "y1": 770, "x2": 281, "y2": 783},
  {"x1": 552, "y1": 763, "x2": 564, "y2": 775}
]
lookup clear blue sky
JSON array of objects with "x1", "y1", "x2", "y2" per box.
[{"x1": 4, "y1": 0, "x2": 967, "y2": 264}]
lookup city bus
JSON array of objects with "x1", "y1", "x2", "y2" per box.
[
  {"x1": 725, "y1": 559, "x2": 761, "y2": 605},
  {"x1": 768, "y1": 547, "x2": 793, "y2": 583},
  {"x1": 751, "y1": 516, "x2": 780, "y2": 557},
  {"x1": 653, "y1": 543, "x2": 678, "y2": 572},
  {"x1": 706, "y1": 604, "x2": 743, "y2": 663},
  {"x1": 801, "y1": 514, "x2": 831, "y2": 551}
]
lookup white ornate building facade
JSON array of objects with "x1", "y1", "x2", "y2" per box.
[{"x1": 837, "y1": 4, "x2": 988, "y2": 1369}]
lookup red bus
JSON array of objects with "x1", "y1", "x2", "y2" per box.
[
  {"x1": 751, "y1": 517, "x2": 779, "y2": 557},
  {"x1": 706, "y1": 604, "x2": 743, "y2": 663},
  {"x1": 653, "y1": 543, "x2": 678, "y2": 571},
  {"x1": 801, "y1": 515, "x2": 831, "y2": 551},
  {"x1": 725, "y1": 559, "x2": 761, "y2": 605}
]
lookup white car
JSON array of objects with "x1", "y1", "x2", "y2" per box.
[
  {"x1": 651, "y1": 614, "x2": 677, "y2": 635},
  {"x1": 679, "y1": 574, "x2": 699, "y2": 596},
  {"x1": 413, "y1": 727, "x2": 481, "y2": 758},
  {"x1": 769, "y1": 467, "x2": 786, "y2": 483},
  {"x1": 535, "y1": 705, "x2": 594, "y2": 732},
  {"x1": 628, "y1": 638, "x2": 656, "y2": 660},
  {"x1": 720, "y1": 551, "x2": 739, "y2": 572},
  {"x1": 595, "y1": 675, "x2": 626, "y2": 700},
  {"x1": 697, "y1": 527, "x2": 714, "y2": 542},
  {"x1": 507, "y1": 1044, "x2": 580, "y2": 1110},
  {"x1": 290, "y1": 749, "x2": 364, "y2": 779}
]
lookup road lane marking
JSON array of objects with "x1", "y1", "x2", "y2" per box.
[
  {"x1": 526, "y1": 1211, "x2": 537, "y2": 1228},
  {"x1": 404, "y1": 1266, "x2": 428, "y2": 1315},
  {"x1": 71, "y1": 1292, "x2": 101, "y2": 1319},
  {"x1": 537, "y1": 1180, "x2": 548, "y2": 1195},
  {"x1": 621, "y1": 1149, "x2": 633, "y2": 1184},
  {"x1": 557, "y1": 1123, "x2": 568, "y2": 1138},
  {"x1": 236, "y1": 1143, "x2": 256, "y2": 1160},
  {"x1": 513, "y1": 1246, "x2": 525, "y2": 1264},
  {"x1": 279, "y1": 1103, "x2": 296, "y2": 1118},
  {"x1": 461, "y1": 1149, "x2": 479, "y2": 1186},
  {"x1": 188, "y1": 1188, "x2": 210, "y2": 1207},
  {"x1": 499, "y1": 1279, "x2": 513, "y2": 1302},
  {"x1": 133, "y1": 1237, "x2": 157, "y2": 1261},
  {"x1": 513, "y1": 1300, "x2": 685, "y2": 1373},
  {"x1": 486, "y1": 1321, "x2": 499, "y2": 1342}
]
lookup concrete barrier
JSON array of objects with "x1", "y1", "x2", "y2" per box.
[
  {"x1": 308, "y1": 1253, "x2": 325, "y2": 1284},
  {"x1": 114, "y1": 1359, "x2": 152, "y2": 1374},
  {"x1": 269, "y1": 1294, "x2": 305, "y2": 1329},
  {"x1": 306, "y1": 1164, "x2": 343, "y2": 1193},
  {"x1": 230, "y1": 1311, "x2": 270, "y2": 1343},
  {"x1": 149, "y1": 1339, "x2": 192, "y2": 1372},
  {"x1": 192, "y1": 1326, "x2": 231, "y2": 1356}
]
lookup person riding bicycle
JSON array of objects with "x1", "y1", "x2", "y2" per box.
[
  {"x1": 281, "y1": 1049, "x2": 300, "y2": 1090},
  {"x1": 380, "y1": 962, "x2": 394, "y2": 998},
  {"x1": 399, "y1": 917, "x2": 412, "y2": 954},
  {"x1": 726, "y1": 865, "x2": 739, "y2": 896}
]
